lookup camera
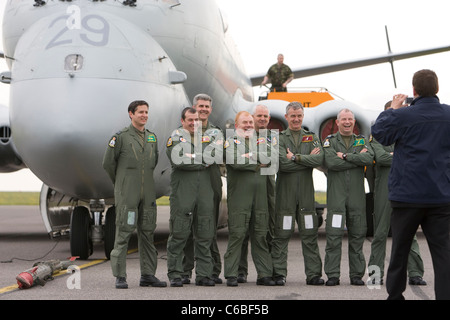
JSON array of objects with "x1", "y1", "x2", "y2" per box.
[{"x1": 405, "y1": 97, "x2": 414, "y2": 105}]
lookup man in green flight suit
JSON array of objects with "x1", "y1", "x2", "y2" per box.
[
  {"x1": 223, "y1": 111, "x2": 277, "y2": 287},
  {"x1": 368, "y1": 101, "x2": 427, "y2": 286},
  {"x1": 166, "y1": 107, "x2": 220, "y2": 287},
  {"x1": 271, "y1": 101, "x2": 325, "y2": 286},
  {"x1": 181, "y1": 94, "x2": 224, "y2": 285},
  {"x1": 102, "y1": 100, "x2": 166, "y2": 289},
  {"x1": 237, "y1": 104, "x2": 277, "y2": 283},
  {"x1": 323, "y1": 108, "x2": 374, "y2": 286}
]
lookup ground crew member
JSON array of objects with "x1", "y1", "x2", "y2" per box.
[
  {"x1": 323, "y1": 108, "x2": 374, "y2": 286},
  {"x1": 237, "y1": 104, "x2": 277, "y2": 283},
  {"x1": 368, "y1": 103, "x2": 426, "y2": 286},
  {"x1": 223, "y1": 111, "x2": 276, "y2": 287},
  {"x1": 102, "y1": 100, "x2": 166, "y2": 289},
  {"x1": 181, "y1": 94, "x2": 224, "y2": 285},
  {"x1": 260, "y1": 53, "x2": 293, "y2": 92},
  {"x1": 166, "y1": 107, "x2": 219, "y2": 287},
  {"x1": 271, "y1": 102, "x2": 325, "y2": 286}
]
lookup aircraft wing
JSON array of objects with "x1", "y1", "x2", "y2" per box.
[{"x1": 250, "y1": 44, "x2": 450, "y2": 86}]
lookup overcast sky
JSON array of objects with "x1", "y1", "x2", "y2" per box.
[{"x1": 1, "y1": 0, "x2": 450, "y2": 191}]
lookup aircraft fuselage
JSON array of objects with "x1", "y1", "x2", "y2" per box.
[{"x1": 2, "y1": 0, "x2": 253, "y2": 200}]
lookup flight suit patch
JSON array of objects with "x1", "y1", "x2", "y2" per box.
[
  {"x1": 257, "y1": 137, "x2": 266, "y2": 145},
  {"x1": 323, "y1": 139, "x2": 330, "y2": 147},
  {"x1": 166, "y1": 137, "x2": 173, "y2": 147},
  {"x1": 302, "y1": 135, "x2": 313, "y2": 142},
  {"x1": 147, "y1": 134, "x2": 156, "y2": 142},
  {"x1": 108, "y1": 137, "x2": 116, "y2": 148},
  {"x1": 270, "y1": 136, "x2": 278, "y2": 146},
  {"x1": 353, "y1": 138, "x2": 365, "y2": 146}
]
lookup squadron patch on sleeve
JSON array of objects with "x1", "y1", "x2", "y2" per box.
[
  {"x1": 271, "y1": 136, "x2": 278, "y2": 146},
  {"x1": 166, "y1": 137, "x2": 173, "y2": 147},
  {"x1": 108, "y1": 137, "x2": 116, "y2": 148}
]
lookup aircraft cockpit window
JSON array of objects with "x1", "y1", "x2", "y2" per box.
[{"x1": 64, "y1": 54, "x2": 84, "y2": 72}]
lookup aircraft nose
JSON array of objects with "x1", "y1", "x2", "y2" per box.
[{"x1": 8, "y1": 9, "x2": 188, "y2": 199}]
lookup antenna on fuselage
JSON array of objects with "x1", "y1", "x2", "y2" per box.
[{"x1": 385, "y1": 25, "x2": 397, "y2": 88}]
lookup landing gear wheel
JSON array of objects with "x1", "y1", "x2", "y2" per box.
[
  {"x1": 104, "y1": 206, "x2": 116, "y2": 260},
  {"x1": 70, "y1": 206, "x2": 93, "y2": 260}
]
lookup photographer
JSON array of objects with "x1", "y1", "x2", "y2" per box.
[{"x1": 371, "y1": 69, "x2": 450, "y2": 300}]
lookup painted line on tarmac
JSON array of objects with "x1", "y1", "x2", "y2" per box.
[{"x1": 0, "y1": 248, "x2": 139, "y2": 295}]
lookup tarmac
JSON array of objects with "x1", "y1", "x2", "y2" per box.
[{"x1": 0, "y1": 205, "x2": 440, "y2": 311}]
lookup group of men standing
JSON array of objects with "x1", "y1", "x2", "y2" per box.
[
  {"x1": 101, "y1": 93, "x2": 385, "y2": 290},
  {"x1": 164, "y1": 97, "x2": 332, "y2": 288},
  {"x1": 102, "y1": 69, "x2": 450, "y2": 301}
]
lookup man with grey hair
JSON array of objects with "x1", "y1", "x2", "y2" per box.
[
  {"x1": 181, "y1": 93, "x2": 224, "y2": 285},
  {"x1": 322, "y1": 108, "x2": 374, "y2": 286},
  {"x1": 271, "y1": 101, "x2": 324, "y2": 286}
]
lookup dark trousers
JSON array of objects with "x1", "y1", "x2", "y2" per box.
[{"x1": 386, "y1": 205, "x2": 450, "y2": 300}]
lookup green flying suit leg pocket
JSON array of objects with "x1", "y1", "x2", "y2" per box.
[
  {"x1": 325, "y1": 210, "x2": 346, "y2": 236},
  {"x1": 298, "y1": 210, "x2": 318, "y2": 236},
  {"x1": 196, "y1": 214, "x2": 214, "y2": 240},
  {"x1": 274, "y1": 210, "x2": 295, "y2": 239},
  {"x1": 117, "y1": 206, "x2": 138, "y2": 233},
  {"x1": 141, "y1": 205, "x2": 157, "y2": 232},
  {"x1": 169, "y1": 207, "x2": 193, "y2": 240}
]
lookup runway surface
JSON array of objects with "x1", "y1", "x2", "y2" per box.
[{"x1": 0, "y1": 205, "x2": 437, "y2": 305}]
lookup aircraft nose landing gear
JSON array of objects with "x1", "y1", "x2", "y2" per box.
[{"x1": 70, "y1": 200, "x2": 116, "y2": 260}]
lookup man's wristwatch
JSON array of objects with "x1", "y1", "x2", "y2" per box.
[
  {"x1": 342, "y1": 153, "x2": 347, "y2": 161},
  {"x1": 291, "y1": 155, "x2": 296, "y2": 162}
]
